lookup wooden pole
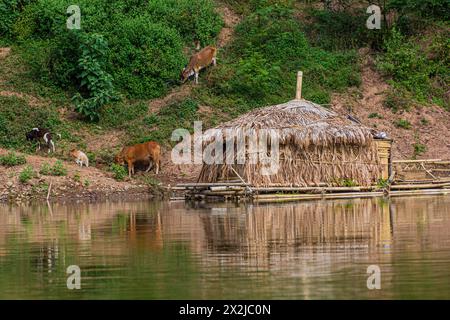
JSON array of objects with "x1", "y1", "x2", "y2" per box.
[
  {"x1": 295, "y1": 71, "x2": 303, "y2": 100},
  {"x1": 46, "y1": 180, "x2": 52, "y2": 201},
  {"x1": 229, "y1": 166, "x2": 253, "y2": 193}
]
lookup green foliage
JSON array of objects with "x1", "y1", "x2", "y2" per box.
[
  {"x1": 384, "y1": 87, "x2": 414, "y2": 112},
  {"x1": 91, "y1": 148, "x2": 115, "y2": 165},
  {"x1": 1, "y1": 0, "x2": 448, "y2": 171},
  {"x1": 230, "y1": 53, "x2": 282, "y2": 100},
  {"x1": 368, "y1": 113, "x2": 383, "y2": 119},
  {"x1": 132, "y1": 99, "x2": 199, "y2": 144},
  {"x1": 0, "y1": 0, "x2": 35, "y2": 40},
  {"x1": 19, "y1": 165, "x2": 35, "y2": 183},
  {"x1": 146, "y1": 0, "x2": 223, "y2": 45},
  {"x1": 39, "y1": 163, "x2": 51, "y2": 175},
  {"x1": 395, "y1": 119, "x2": 412, "y2": 129},
  {"x1": 306, "y1": 8, "x2": 383, "y2": 50},
  {"x1": 220, "y1": 0, "x2": 293, "y2": 15},
  {"x1": 412, "y1": 132, "x2": 426, "y2": 159},
  {"x1": 206, "y1": 5, "x2": 360, "y2": 109},
  {"x1": 39, "y1": 160, "x2": 67, "y2": 176},
  {"x1": 140, "y1": 175, "x2": 161, "y2": 188},
  {"x1": 0, "y1": 152, "x2": 27, "y2": 166},
  {"x1": 72, "y1": 32, "x2": 117, "y2": 121},
  {"x1": 340, "y1": 179, "x2": 358, "y2": 187},
  {"x1": 109, "y1": 18, "x2": 185, "y2": 99},
  {"x1": 111, "y1": 98, "x2": 200, "y2": 146},
  {"x1": 100, "y1": 102, "x2": 148, "y2": 128},
  {"x1": 52, "y1": 160, "x2": 67, "y2": 176},
  {"x1": 389, "y1": 0, "x2": 450, "y2": 20},
  {"x1": 110, "y1": 163, "x2": 127, "y2": 181},
  {"x1": 420, "y1": 118, "x2": 429, "y2": 126},
  {"x1": 377, "y1": 178, "x2": 389, "y2": 189},
  {"x1": 413, "y1": 142, "x2": 426, "y2": 158},
  {"x1": 378, "y1": 28, "x2": 448, "y2": 108},
  {"x1": 0, "y1": 96, "x2": 61, "y2": 149},
  {"x1": 12, "y1": 0, "x2": 222, "y2": 104},
  {"x1": 378, "y1": 30, "x2": 429, "y2": 97},
  {"x1": 73, "y1": 171, "x2": 81, "y2": 182},
  {"x1": 13, "y1": 0, "x2": 66, "y2": 40}
]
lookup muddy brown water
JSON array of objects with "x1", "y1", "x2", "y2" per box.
[{"x1": 0, "y1": 196, "x2": 449, "y2": 299}]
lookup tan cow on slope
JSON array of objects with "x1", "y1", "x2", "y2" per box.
[{"x1": 180, "y1": 45, "x2": 217, "y2": 84}]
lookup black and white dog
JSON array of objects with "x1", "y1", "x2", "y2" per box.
[{"x1": 26, "y1": 128, "x2": 58, "y2": 153}]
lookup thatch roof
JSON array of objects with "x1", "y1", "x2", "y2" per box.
[
  {"x1": 198, "y1": 99, "x2": 383, "y2": 187},
  {"x1": 202, "y1": 99, "x2": 374, "y2": 148}
]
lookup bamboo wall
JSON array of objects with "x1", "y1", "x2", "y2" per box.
[{"x1": 374, "y1": 139, "x2": 392, "y2": 180}]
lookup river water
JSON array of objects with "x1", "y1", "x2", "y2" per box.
[{"x1": 0, "y1": 196, "x2": 449, "y2": 299}]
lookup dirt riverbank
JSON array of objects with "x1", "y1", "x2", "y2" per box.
[{"x1": 0, "y1": 148, "x2": 200, "y2": 204}]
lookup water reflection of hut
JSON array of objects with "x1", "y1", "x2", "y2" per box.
[
  {"x1": 199, "y1": 72, "x2": 391, "y2": 187},
  {"x1": 194, "y1": 199, "x2": 392, "y2": 271}
]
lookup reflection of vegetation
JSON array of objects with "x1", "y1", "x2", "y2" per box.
[
  {"x1": 0, "y1": 198, "x2": 450, "y2": 299},
  {"x1": 112, "y1": 213, "x2": 129, "y2": 234},
  {"x1": 377, "y1": 197, "x2": 390, "y2": 206}
]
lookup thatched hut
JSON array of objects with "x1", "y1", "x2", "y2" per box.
[{"x1": 198, "y1": 72, "x2": 390, "y2": 187}]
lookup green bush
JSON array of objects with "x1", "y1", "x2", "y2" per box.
[
  {"x1": 51, "y1": 160, "x2": 67, "y2": 176},
  {"x1": 146, "y1": 0, "x2": 223, "y2": 45},
  {"x1": 340, "y1": 179, "x2": 358, "y2": 187},
  {"x1": 72, "y1": 32, "x2": 117, "y2": 121},
  {"x1": 73, "y1": 171, "x2": 81, "y2": 182},
  {"x1": 413, "y1": 142, "x2": 426, "y2": 158},
  {"x1": 20, "y1": 29, "x2": 117, "y2": 121},
  {"x1": 0, "y1": 96, "x2": 61, "y2": 149},
  {"x1": 13, "y1": 0, "x2": 222, "y2": 103},
  {"x1": 230, "y1": 53, "x2": 282, "y2": 100},
  {"x1": 100, "y1": 102, "x2": 148, "y2": 128},
  {"x1": 13, "y1": 0, "x2": 66, "y2": 40},
  {"x1": 110, "y1": 163, "x2": 128, "y2": 181},
  {"x1": 377, "y1": 178, "x2": 389, "y2": 189},
  {"x1": 39, "y1": 162, "x2": 51, "y2": 175},
  {"x1": 384, "y1": 87, "x2": 414, "y2": 112},
  {"x1": 0, "y1": 0, "x2": 36, "y2": 40},
  {"x1": 378, "y1": 30, "x2": 429, "y2": 94},
  {"x1": 378, "y1": 28, "x2": 448, "y2": 108},
  {"x1": 306, "y1": 8, "x2": 383, "y2": 50},
  {"x1": 389, "y1": 0, "x2": 450, "y2": 20},
  {"x1": 368, "y1": 113, "x2": 383, "y2": 119},
  {"x1": 19, "y1": 165, "x2": 35, "y2": 183},
  {"x1": 132, "y1": 99, "x2": 199, "y2": 144},
  {"x1": 395, "y1": 119, "x2": 412, "y2": 129},
  {"x1": 109, "y1": 18, "x2": 185, "y2": 99},
  {"x1": 39, "y1": 160, "x2": 67, "y2": 176},
  {"x1": 206, "y1": 5, "x2": 360, "y2": 108},
  {"x1": 0, "y1": 152, "x2": 27, "y2": 166}
]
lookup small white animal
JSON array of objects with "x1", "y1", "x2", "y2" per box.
[{"x1": 70, "y1": 149, "x2": 89, "y2": 167}]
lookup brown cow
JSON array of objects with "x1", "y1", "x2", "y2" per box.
[
  {"x1": 180, "y1": 45, "x2": 217, "y2": 84},
  {"x1": 115, "y1": 141, "x2": 161, "y2": 177}
]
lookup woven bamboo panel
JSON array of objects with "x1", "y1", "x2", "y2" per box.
[{"x1": 375, "y1": 139, "x2": 392, "y2": 180}]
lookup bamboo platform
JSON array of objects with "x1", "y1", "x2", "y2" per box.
[
  {"x1": 174, "y1": 181, "x2": 450, "y2": 203},
  {"x1": 173, "y1": 159, "x2": 450, "y2": 203}
]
